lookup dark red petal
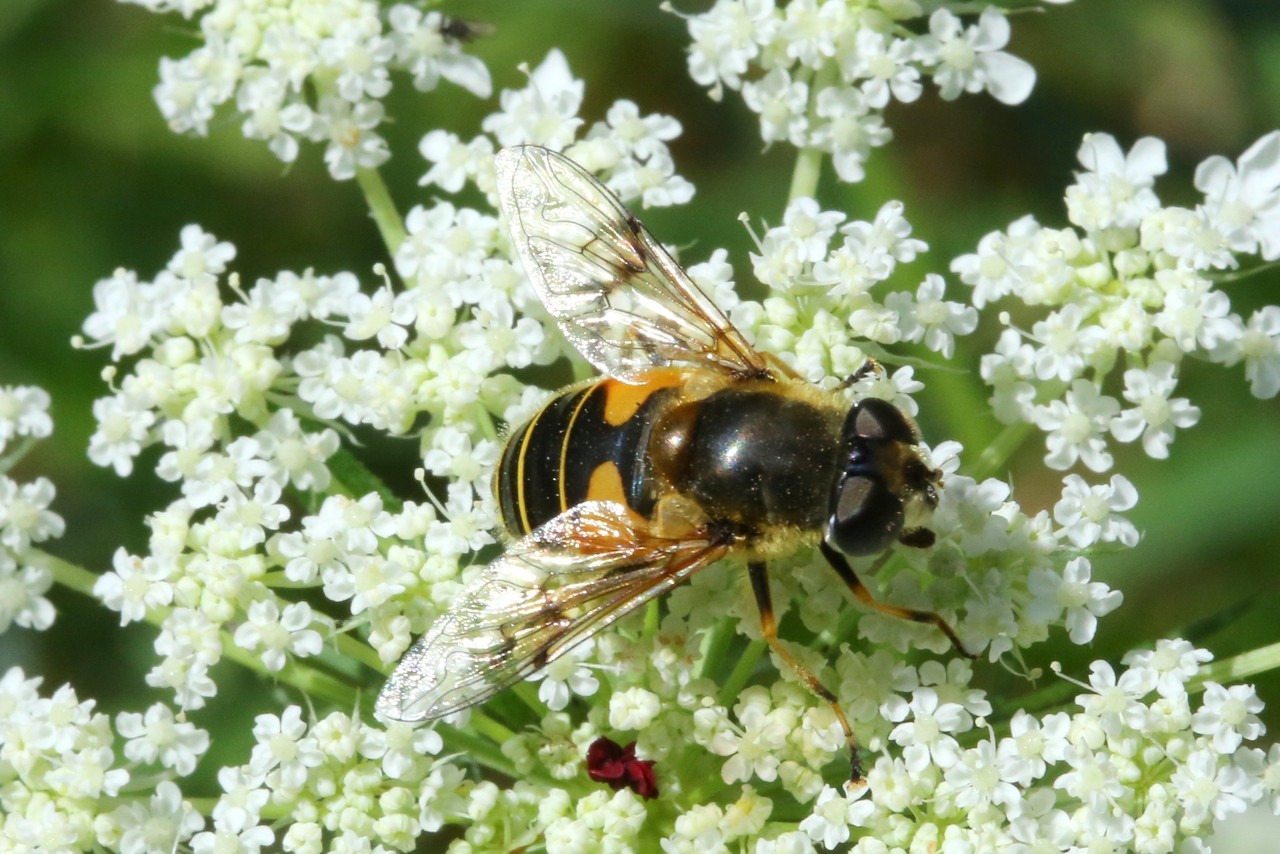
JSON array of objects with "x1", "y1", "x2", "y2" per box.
[{"x1": 586, "y1": 737, "x2": 659, "y2": 799}]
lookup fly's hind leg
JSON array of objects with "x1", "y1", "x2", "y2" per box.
[
  {"x1": 748, "y1": 561, "x2": 864, "y2": 785},
  {"x1": 819, "y1": 542, "x2": 974, "y2": 658}
]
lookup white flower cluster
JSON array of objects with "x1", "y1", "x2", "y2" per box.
[
  {"x1": 0, "y1": 669, "x2": 207, "y2": 852},
  {"x1": 701, "y1": 195, "x2": 976, "y2": 386},
  {"x1": 793, "y1": 640, "x2": 1277, "y2": 853},
  {"x1": 417, "y1": 49, "x2": 694, "y2": 208},
  {"x1": 0, "y1": 385, "x2": 63, "y2": 633},
  {"x1": 79, "y1": 49, "x2": 695, "y2": 708},
  {"x1": 957, "y1": 132, "x2": 1280, "y2": 473},
  {"x1": 683, "y1": 1, "x2": 1037, "y2": 181},
  {"x1": 122, "y1": 0, "x2": 492, "y2": 179}
]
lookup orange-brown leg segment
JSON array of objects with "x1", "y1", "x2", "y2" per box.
[
  {"x1": 748, "y1": 561, "x2": 863, "y2": 784},
  {"x1": 819, "y1": 542, "x2": 975, "y2": 659}
]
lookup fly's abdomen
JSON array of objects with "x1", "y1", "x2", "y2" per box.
[{"x1": 495, "y1": 373, "x2": 682, "y2": 536}]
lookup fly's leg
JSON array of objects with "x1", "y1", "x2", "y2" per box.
[
  {"x1": 748, "y1": 561, "x2": 864, "y2": 785},
  {"x1": 819, "y1": 542, "x2": 973, "y2": 658}
]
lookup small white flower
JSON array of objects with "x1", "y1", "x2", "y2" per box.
[
  {"x1": 943, "y1": 738, "x2": 1024, "y2": 814},
  {"x1": 116, "y1": 702, "x2": 210, "y2": 775},
  {"x1": 714, "y1": 686, "x2": 796, "y2": 785},
  {"x1": 1160, "y1": 285, "x2": 1242, "y2": 364},
  {"x1": 389, "y1": 7, "x2": 492, "y2": 97},
  {"x1": 418, "y1": 129, "x2": 481, "y2": 192},
  {"x1": 742, "y1": 67, "x2": 809, "y2": 146},
  {"x1": 1171, "y1": 747, "x2": 1252, "y2": 828},
  {"x1": 810, "y1": 86, "x2": 890, "y2": 183},
  {"x1": 88, "y1": 393, "x2": 157, "y2": 477},
  {"x1": 1031, "y1": 379, "x2": 1120, "y2": 472},
  {"x1": 108, "y1": 780, "x2": 206, "y2": 854},
  {"x1": 843, "y1": 29, "x2": 922, "y2": 107},
  {"x1": 1195, "y1": 130, "x2": 1280, "y2": 259},
  {"x1": 0, "y1": 475, "x2": 64, "y2": 553},
  {"x1": 884, "y1": 686, "x2": 970, "y2": 772},
  {"x1": 530, "y1": 638, "x2": 599, "y2": 712},
  {"x1": 318, "y1": 96, "x2": 390, "y2": 180},
  {"x1": 1002, "y1": 710, "x2": 1071, "y2": 785},
  {"x1": 1052, "y1": 473, "x2": 1139, "y2": 548},
  {"x1": 246, "y1": 705, "x2": 325, "y2": 794},
  {"x1": 1066, "y1": 133, "x2": 1167, "y2": 231},
  {"x1": 919, "y1": 8, "x2": 1036, "y2": 106},
  {"x1": 0, "y1": 385, "x2": 53, "y2": 454},
  {"x1": 1110, "y1": 362, "x2": 1201, "y2": 459},
  {"x1": 342, "y1": 285, "x2": 416, "y2": 349},
  {"x1": 1239, "y1": 306, "x2": 1280, "y2": 398},
  {"x1": 1027, "y1": 557, "x2": 1122, "y2": 644},
  {"x1": 885, "y1": 274, "x2": 977, "y2": 358},
  {"x1": 482, "y1": 49, "x2": 584, "y2": 150},
  {"x1": 323, "y1": 552, "x2": 410, "y2": 615},
  {"x1": 799, "y1": 784, "x2": 873, "y2": 850},
  {"x1": 167, "y1": 224, "x2": 235, "y2": 284},
  {"x1": 233, "y1": 599, "x2": 325, "y2": 672},
  {"x1": 685, "y1": 0, "x2": 778, "y2": 96},
  {"x1": 609, "y1": 686, "x2": 663, "y2": 732},
  {"x1": 1192, "y1": 683, "x2": 1266, "y2": 754},
  {"x1": 0, "y1": 549, "x2": 55, "y2": 632}
]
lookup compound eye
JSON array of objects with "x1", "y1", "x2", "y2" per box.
[
  {"x1": 827, "y1": 474, "x2": 904, "y2": 556},
  {"x1": 844, "y1": 397, "x2": 918, "y2": 444}
]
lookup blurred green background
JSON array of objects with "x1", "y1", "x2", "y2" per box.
[{"x1": 1, "y1": 0, "x2": 1279, "y2": 778}]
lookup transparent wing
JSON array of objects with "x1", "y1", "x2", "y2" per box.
[
  {"x1": 376, "y1": 501, "x2": 730, "y2": 722},
  {"x1": 495, "y1": 145, "x2": 771, "y2": 383}
]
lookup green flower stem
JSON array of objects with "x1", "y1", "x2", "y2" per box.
[
  {"x1": 466, "y1": 709, "x2": 518, "y2": 747},
  {"x1": 788, "y1": 147, "x2": 825, "y2": 204},
  {"x1": 992, "y1": 640, "x2": 1280, "y2": 725},
  {"x1": 35, "y1": 548, "x2": 98, "y2": 598},
  {"x1": 334, "y1": 630, "x2": 388, "y2": 675},
  {"x1": 968, "y1": 420, "x2": 1036, "y2": 482},
  {"x1": 439, "y1": 722, "x2": 521, "y2": 780},
  {"x1": 787, "y1": 62, "x2": 837, "y2": 204},
  {"x1": 327, "y1": 445, "x2": 403, "y2": 511},
  {"x1": 1214, "y1": 258, "x2": 1280, "y2": 284},
  {"x1": 698, "y1": 617, "x2": 736, "y2": 680},
  {"x1": 718, "y1": 639, "x2": 767, "y2": 708},
  {"x1": 471, "y1": 402, "x2": 500, "y2": 444},
  {"x1": 219, "y1": 632, "x2": 356, "y2": 707},
  {"x1": 185, "y1": 797, "x2": 220, "y2": 815},
  {"x1": 1193, "y1": 640, "x2": 1280, "y2": 690},
  {"x1": 356, "y1": 166, "x2": 407, "y2": 255},
  {"x1": 38, "y1": 547, "x2": 378, "y2": 709},
  {"x1": 0, "y1": 435, "x2": 38, "y2": 475}
]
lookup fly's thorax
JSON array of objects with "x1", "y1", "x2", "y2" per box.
[{"x1": 653, "y1": 381, "x2": 846, "y2": 534}]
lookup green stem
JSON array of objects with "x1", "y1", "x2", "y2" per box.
[
  {"x1": 718, "y1": 639, "x2": 766, "y2": 708},
  {"x1": 1192, "y1": 641, "x2": 1280, "y2": 690},
  {"x1": 438, "y1": 723, "x2": 520, "y2": 779},
  {"x1": 356, "y1": 166, "x2": 407, "y2": 255},
  {"x1": 1212, "y1": 258, "x2": 1280, "y2": 284},
  {"x1": 0, "y1": 436, "x2": 39, "y2": 475},
  {"x1": 40, "y1": 546, "x2": 378, "y2": 708},
  {"x1": 327, "y1": 446, "x2": 403, "y2": 511},
  {"x1": 469, "y1": 709, "x2": 518, "y2": 743},
  {"x1": 788, "y1": 147, "x2": 824, "y2": 203},
  {"x1": 471, "y1": 403, "x2": 500, "y2": 444},
  {"x1": 34, "y1": 548, "x2": 99, "y2": 598},
  {"x1": 333, "y1": 630, "x2": 388, "y2": 675},
  {"x1": 220, "y1": 631, "x2": 356, "y2": 708},
  {"x1": 968, "y1": 420, "x2": 1035, "y2": 482},
  {"x1": 698, "y1": 617, "x2": 735, "y2": 680},
  {"x1": 786, "y1": 61, "x2": 837, "y2": 204}
]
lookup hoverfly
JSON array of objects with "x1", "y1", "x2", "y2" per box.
[{"x1": 377, "y1": 145, "x2": 967, "y2": 781}]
